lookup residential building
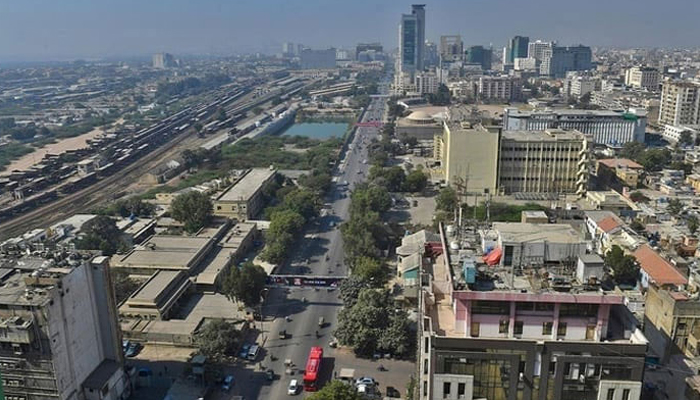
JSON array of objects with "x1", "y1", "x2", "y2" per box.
[
  {"x1": 596, "y1": 158, "x2": 644, "y2": 188},
  {"x1": 0, "y1": 256, "x2": 129, "y2": 400},
  {"x1": 355, "y1": 43, "x2": 383, "y2": 60},
  {"x1": 152, "y1": 52, "x2": 176, "y2": 69},
  {"x1": 658, "y1": 80, "x2": 700, "y2": 126},
  {"x1": 563, "y1": 72, "x2": 599, "y2": 99},
  {"x1": 299, "y1": 48, "x2": 336, "y2": 69},
  {"x1": 644, "y1": 285, "x2": 700, "y2": 364},
  {"x1": 434, "y1": 121, "x2": 499, "y2": 193},
  {"x1": 282, "y1": 42, "x2": 296, "y2": 57},
  {"x1": 398, "y1": 4, "x2": 426, "y2": 78},
  {"x1": 514, "y1": 57, "x2": 538, "y2": 72},
  {"x1": 415, "y1": 72, "x2": 439, "y2": 95},
  {"x1": 662, "y1": 124, "x2": 700, "y2": 144},
  {"x1": 504, "y1": 108, "x2": 647, "y2": 146},
  {"x1": 624, "y1": 66, "x2": 660, "y2": 90},
  {"x1": 420, "y1": 226, "x2": 648, "y2": 400},
  {"x1": 528, "y1": 40, "x2": 553, "y2": 62},
  {"x1": 540, "y1": 45, "x2": 592, "y2": 78},
  {"x1": 465, "y1": 45, "x2": 492, "y2": 70},
  {"x1": 439, "y1": 35, "x2": 463, "y2": 62},
  {"x1": 214, "y1": 168, "x2": 277, "y2": 220},
  {"x1": 633, "y1": 244, "x2": 688, "y2": 290},
  {"x1": 498, "y1": 129, "x2": 588, "y2": 195},
  {"x1": 477, "y1": 76, "x2": 522, "y2": 102}
]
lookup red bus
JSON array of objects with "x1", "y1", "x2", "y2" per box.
[{"x1": 303, "y1": 346, "x2": 324, "y2": 391}]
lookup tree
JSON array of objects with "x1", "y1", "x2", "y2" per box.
[
  {"x1": 350, "y1": 184, "x2": 392, "y2": 214},
  {"x1": 670, "y1": 161, "x2": 693, "y2": 175},
  {"x1": 638, "y1": 148, "x2": 671, "y2": 172},
  {"x1": 307, "y1": 381, "x2": 363, "y2": 400},
  {"x1": 279, "y1": 189, "x2": 320, "y2": 220},
  {"x1": 170, "y1": 191, "x2": 212, "y2": 233},
  {"x1": 403, "y1": 170, "x2": 428, "y2": 193},
  {"x1": 436, "y1": 187, "x2": 458, "y2": 212},
  {"x1": 339, "y1": 276, "x2": 370, "y2": 308},
  {"x1": 680, "y1": 130, "x2": 694, "y2": 147},
  {"x1": 221, "y1": 262, "x2": 268, "y2": 307},
  {"x1": 216, "y1": 107, "x2": 227, "y2": 121},
  {"x1": 427, "y1": 84, "x2": 452, "y2": 106},
  {"x1": 628, "y1": 191, "x2": 649, "y2": 203},
  {"x1": 630, "y1": 220, "x2": 646, "y2": 233},
  {"x1": 341, "y1": 212, "x2": 381, "y2": 261},
  {"x1": 75, "y1": 215, "x2": 124, "y2": 255},
  {"x1": 352, "y1": 256, "x2": 387, "y2": 285},
  {"x1": 620, "y1": 142, "x2": 646, "y2": 161},
  {"x1": 667, "y1": 198, "x2": 684, "y2": 215},
  {"x1": 689, "y1": 215, "x2": 699, "y2": 234},
  {"x1": 604, "y1": 245, "x2": 639, "y2": 286},
  {"x1": 194, "y1": 319, "x2": 241, "y2": 361},
  {"x1": 111, "y1": 269, "x2": 140, "y2": 304}
]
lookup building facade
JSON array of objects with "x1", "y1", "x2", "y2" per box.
[
  {"x1": 540, "y1": 46, "x2": 592, "y2": 78},
  {"x1": 504, "y1": 108, "x2": 647, "y2": 146},
  {"x1": 415, "y1": 72, "x2": 439, "y2": 95},
  {"x1": 563, "y1": 73, "x2": 599, "y2": 99},
  {"x1": 498, "y1": 129, "x2": 588, "y2": 195},
  {"x1": 398, "y1": 4, "x2": 426, "y2": 78},
  {"x1": 658, "y1": 80, "x2": 700, "y2": 127},
  {"x1": 465, "y1": 46, "x2": 492, "y2": 71},
  {"x1": 0, "y1": 257, "x2": 129, "y2": 400},
  {"x1": 355, "y1": 43, "x2": 383, "y2": 60},
  {"x1": 214, "y1": 168, "x2": 277, "y2": 220},
  {"x1": 439, "y1": 35, "x2": 463, "y2": 62},
  {"x1": 506, "y1": 36, "x2": 529, "y2": 64},
  {"x1": 478, "y1": 76, "x2": 522, "y2": 102},
  {"x1": 624, "y1": 67, "x2": 660, "y2": 90},
  {"x1": 299, "y1": 48, "x2": 337, "y2": 69},
  {"x1": 528, "y1": 40, "x2": 553, "y2": 62},
  {"x1": 152, "y1": 52, "x2": 175, "y2": 69}
]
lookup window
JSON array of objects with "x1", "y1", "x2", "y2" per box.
[
  {"x1": 458, "y1": 383, "x2": 466, "y2": 396},
  {"x1": 557, "y1": 322, "x2": 567, "y2": 337},
  {"x1": 622, "y1": 389, "x2": 631, "y2": 400},
  {"x1": 470, "y1": 322, "x2": 480, "y2": 337},
  {"x1": 499, "y1": 320, "x2": 509, "y2": 334},
  {"x1": 443, "y1": 382, "x2": 451, "y2": 398},
  {"x1": 543, "y1": 322, "x2": 553, "y2": 335},
  {"x1": 514, "y1": 321, "x2": 523, "y2": 335}
]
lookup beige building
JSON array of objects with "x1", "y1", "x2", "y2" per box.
[
  {"x1": 658, "y1": 80, "x2": 700, "y2": 126},
  {"x1": 214, "y1": 168, "x2": 277, "y2": 220},
  {"x1": 477, "y1": 75, "x2": 522, "y2": 101},
  {"x1": 498, "y1": 129, "x2": 589, "y2": 195},
  {"x1": 434, "y1": 121, "x2": 499, "y2": 193},
  {"x1": 396, "y1": 110, "x2": 443, "y2": 140},
  {"x1": 119, "y1": 270, "x2": 192, "y2": 320},
  {"x1": 624, "y1": 66, "x2": 660, "y2": 90}
]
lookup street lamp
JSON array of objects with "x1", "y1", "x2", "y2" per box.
[{"x1": 259, "y1": 288, "x2": 269, "y2": 342}]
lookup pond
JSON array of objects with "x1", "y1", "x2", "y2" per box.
[{"x1": 280, "y1": 122, "x2": 348, "y2": 140}]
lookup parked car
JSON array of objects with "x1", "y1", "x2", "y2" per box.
[
  {"x1": 125, "y1": 342, "x2": 141, "y2": 358},
  {"x1": 238, "y1": 343, "x2": 251, "y2": 359},
  {"x1": 247, "y1": 344, "x2": 260, "y2": 361},
  {"x1": 287, "y1": 379, "x2": 299, "y2": 395},
  {"x1": 222, "y1": 375, "x2": 235, "y2": 391},
  {"x1": 279, "y1": 330, "x2": 287, "y2": 339},
  {"x1": 356, "y1": 377, "x2": 376, "y2": 387}
]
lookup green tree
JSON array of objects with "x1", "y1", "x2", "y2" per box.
[
  {"x1": 194, "y1": 319, "x2": 242, "y2": 361},
  {"x1": 670, "y1": 161, "x2": 693, "y2": 175},
  {"x1": 111, "y1": 269, "x2": 140, "y2": 305},
  {"x1": 436, "y1": 187, "x2": 459, "y2": 212},
  {"x1": 352, "y1": 256, "x2": 387, "y2": 284},
  {"x1": 667, "y1": 198, "x2": 684, "y2": 215},
  {"x1": 638, "y1": 148, "x2": 671, "y2": 171},
  {"x1": 216, "y1": 107, "x2": 227, "y2": 121},
  {"x1": 403, "y1": 170, "x2": 428, "y2": 193},
  {"x1": 350, "y1": 184, "x2": 392, "y2": 214},
  {"x1": 605, "y1": 245, "x2": 639, "y2": 286},
  {"x1": 75, "y1": 215, "x2": 124, "y2": 255},
  {"x1": 427, "y1": 84, "x2": 452, "y2": 106},
  {"x1": 341, "y1": 212, "x2": 381, "y2": 261},
  {"x1": 688, "y1": 215, "x2": 699, "y2": 234},
  {"x1": 339, "y1": 276, "x2": 370, "y2": 308},
  {"x1": 279, "y1": 189, "x2": 320, "y2": 220},
  {"x1": 628, "y1": 191, "x2": 649, "y2": 203},
  {"x1": 221, "y1": 262, "x2": 268, "y2": 307},
  {"x1": 307, "y1": 381, "x2": 363, "y2": 400},
  {"x1": 170, "y1": 191, "x2": 213, "y2": 233},
  {"x1": 619, "y1": 142, "x2": 646, "y2": 161},
  {"x1": 680, "y1": 131, "x2": 694, "y2": 147}
]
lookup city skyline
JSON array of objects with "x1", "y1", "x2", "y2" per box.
[{"x1": 1, "y1": 0, "x2": 700, "y2": 62}]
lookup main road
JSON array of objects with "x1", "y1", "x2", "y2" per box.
[{"x1": 236, "y1": 80, "x2": 390, "y2": 399}]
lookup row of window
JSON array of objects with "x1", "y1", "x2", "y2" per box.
[
  {"x1": 471, "y1": 301, "x2": 599, "y2": 317},
  {"x1": 501, "y1": 147, "x2": 583, "y2": 153},
  {"x1": 471, "y1": 321, "x2": 568, "y2": 337}
]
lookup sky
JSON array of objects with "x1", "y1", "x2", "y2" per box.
[{"x1": 1, "y1": 0, "x2": 699, "y2": 62}]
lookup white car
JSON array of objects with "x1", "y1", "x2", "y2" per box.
[{"x1": 288, "y1": 379, "x2": 299, "y2": 395}]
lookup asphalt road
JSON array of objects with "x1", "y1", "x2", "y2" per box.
[{"x1": 234, "y1": 84, "x2": 390, "y2": 399}]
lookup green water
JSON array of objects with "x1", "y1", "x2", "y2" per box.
[{"x1": 281, "y1": 122, "x2": 348, "y2": 140}]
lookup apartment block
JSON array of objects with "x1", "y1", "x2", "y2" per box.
[
  {"x1": 624, "y1": 66, "x2": 660, "y2": 90},
  {"x1": 658, "y1": 80, "x2": 700, "y2": 126},
  {"x1": 478, "y1": 76, "x2": 522, "y2": 102},
  {"x1": 0, "y1": 256, "x2": 129, "y2": 400}
]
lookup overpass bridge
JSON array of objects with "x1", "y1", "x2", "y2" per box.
[{"x1": 266, "y1": 274, "x2": 346, "y2": 288}]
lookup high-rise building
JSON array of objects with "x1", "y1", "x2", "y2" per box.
[
  {"x1": 624, "y1": 67, "x2": 660, "y2": 90},
  {"x1": 527, "y1": 40, "x2": 553, "y2": 62},
  {"x1": 540, "y1": 45, "x2": 592, "y2": 78},
  {"x1": 152, "y1": 52, "x2": 176, "y2": 69},
  {"x1": 478, "y1": 76, "x2": 522, "y2": 102},
  {"x1": 439, "y1": 35, "x2": 463, "y2": 62},
  {"x1": 398, "y1": 4, "x2": 426, "y2": 78},
  {"x1": 658, "y1": 80, "x2": 700, "y2": 126},
  {"x1": 504, "y1": 107, "x2": 647, "y2": 146},
  {"x1": 505, "y1": 35, "x2": 529, "y2": 64},
  {"x1": 282, "y1": 42, "x2": 296, "y2": 57},
  {"x1": 0, "y1": 256, "x2": 129, "y2": 400},
  {"x1": 299, "y1": 48, "x2": 337, "y2": 69},
  {"x1": 355, "y1": 43, "x2": 383, "y2": 60},
  {"x1": 465, "y1": 45, "x2": 492, "y2": 70},
  {"x1": 424, "y1": 41, "x2": 439, "y2": 68},
  {"x1": 415, "y1": 72, "x2": 439, "y2": 95}
]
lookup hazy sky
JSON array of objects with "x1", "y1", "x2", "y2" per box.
[{"x1": 1, "y1": 0, "x2": 698, "y2": 61}]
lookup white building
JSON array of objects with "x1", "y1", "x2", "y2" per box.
[
  {"x1": 527, "y1": 40, "x2": 553, "y2": 62},
  {"x1": 563, "y1": 73, "x2": 599, "y2": 98},
  {"x1": 504, "y1": 108, "x2": 647, "y2": 146},
  {"x1": 514, "y1": 57, "x2": 538, "y2": 71},
  {"x1": 658, "y1": 80, "x2": 700, "y2": 126},
  {"x1": 624, "y1": 66, "x2": 660, "y2": 90},
  {"x1": 663, "y1": 124, "x2": 700, "y2": 144},
  {"x1": 415, "y1": 72, "x2": 439, "y2": 95},
  {"x1": 478, "y1": 75, "x2": 522, "y2": 101}
]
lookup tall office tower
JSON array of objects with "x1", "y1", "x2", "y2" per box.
[
  {"x1": 0, "y1": 257, "x2": 129, "y2": 400},
  {"x1": 398, "y1": 4, "x2": 426, "y2": 78},
  {"x1": 424, "y1": 41, "x2": 439, "y2": 68},
  {"x1": 506, "y1": 35, "x2": 529, "y2": 64},
  {"x1": 152, "y1": 52, "x2": 175, "y2": 69},
  {"x1": 658, "y1": 80, "x2": 700, "y2": 126},
  {"x1": 282, "y1": 42, "x2": 295, "y2": 57},
  {"x1": 527, "y1": 40, "x2": 553, "y2": 62},
  {"x1": 465, "y1": 45, "x2": 492, "y2": 70},
  {"x1": 540, "y1": 45, "x2": 592, "y2": 78},
  {"x1": 440, "y1": 35, "x2": 463, "y2": 62}
]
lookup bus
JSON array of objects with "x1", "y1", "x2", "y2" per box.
[{"x1": 303, "y1": 346, "x2": 323, "y2": 391}]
